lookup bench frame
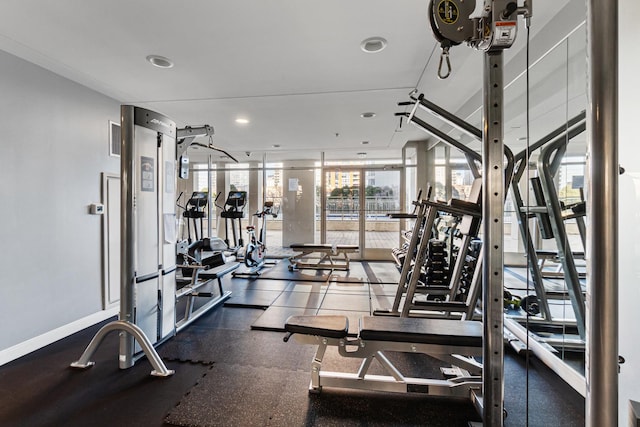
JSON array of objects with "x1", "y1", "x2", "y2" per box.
[
  {"x1": 286, "y1": 316, "x2": 482, "y2": 400},
  {"x1": 175, "y1": 261, "x2": 238, "y2": 332},
  {"x1": 288, "y1": 244, "x2": 359, "y2": 271}
]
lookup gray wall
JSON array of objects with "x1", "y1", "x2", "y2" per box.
[{"x1": 0, "y1": 49, "x2": 120, "y2": 351}]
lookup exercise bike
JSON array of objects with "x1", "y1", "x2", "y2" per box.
[{"x1": 235, "y1": 201, "x2": 278, "y2": 276}]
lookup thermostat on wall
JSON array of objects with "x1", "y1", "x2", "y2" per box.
[{"x1": 90, "y1": 203, "x2": 105, "y2": 215}]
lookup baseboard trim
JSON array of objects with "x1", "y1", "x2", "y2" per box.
[{"x1": 0, "y1": 307, "x2": 118, "y2": 367}]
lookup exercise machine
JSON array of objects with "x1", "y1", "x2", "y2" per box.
[
  {"x1": 288, "y1": 244, "x2": 359, "y2": 271},
  {"x1": 425, "y1": 1, "x2": 531, "y2": 423},
  {"x1": 284, "y1": 315, "x2": 482, "y2": 399},
  {"x1": 178, "y1": 191, "x2": 208, "y2": 243},
  {"x1": 71, "y1": 107, "x2": 237, "y2": 377},
  {"x1": 218, "y1": 191, "x2": 247, "y2": 252},
  {"x1": 505, "y1": 113, "x2": 588, "y2": 349},
  {"x1": 233, "y1": 201, "x2": 279, "y2": 277},
  {"x1": 375, "y1": 179, "x2": 484, "y2": 319}
]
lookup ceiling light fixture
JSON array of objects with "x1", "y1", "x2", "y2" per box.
[
  {"x1": 146, "y1": 55, "x2": 174, "y2": 68},
  {"x1": 272, "y1": 144, "x2": 281, "y2": 148},
  {"x1": 360, "y1": 112, "x2": 376, "y2": 119},
  {"x1": 235, "y1": 118, "x2": 250, "y2": 124},
  {"x1": 360, "y1": 37, "x2": 387, "y2": 53},
  {"x1": 361, "y1": 141, "x2": 370, "y2": 145},
  {"x1": 357, "y1": 152, "x2": 367, "y2": 159}
]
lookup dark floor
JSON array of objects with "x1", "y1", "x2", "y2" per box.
[{"x1": 0, "y1": 261, "x2": 585, "y2": 427}]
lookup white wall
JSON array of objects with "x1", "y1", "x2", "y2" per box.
[
  {"x1": 618, "y1": 0, "x2": 640, "y2": 422},
  {"x1": 0, "y1": 49, "x2": 120, "y2": 357}
]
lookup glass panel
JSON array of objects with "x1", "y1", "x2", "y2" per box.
[
  {"x1": 264, "y1": 167, "x2": 283, "y2": 251},
  {"x1": 501, "y1": 20, "x2": 588, "y2": 423},
  {"x1": 364, "y1": 170, "x2": 400, "y2": 259},
  {"x1": 325, "y1": 170, "x2": 360, "y2": 246}
]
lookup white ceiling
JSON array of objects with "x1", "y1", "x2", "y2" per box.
[{"x1": 0, "y1": 0, "x2": 583, "y2": 162}]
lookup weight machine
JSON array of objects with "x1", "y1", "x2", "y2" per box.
[
  {"x1": 425, "y1": 1, "x2": 532, "y2": 423},
  {"x1": 71, "y1": 107, "x2": 237, "y2": 377}
]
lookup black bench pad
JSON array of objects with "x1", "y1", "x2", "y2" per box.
[
  {"x1": 387, "y1": 213, "x2": 417, "y2": 219},
  {"x1": 285, "y1": 315, "x2": 349, "y2": 339},
  {"x1": 412, "y1": 300, "x2": 467, "y2": 309},
  {"x1": 198, "y1": 262, "x2": 239, "y2": 279},
  {"x1": 359, "y1": 316, "x2": 482, "y2": 348},
  {"x1": 536, "y1": 250, "x2": 585, "y2": 259},
  {"x1": 290, "y1": 244, "x2": 359, "y2": 251}
]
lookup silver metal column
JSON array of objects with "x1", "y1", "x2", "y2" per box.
[
  {"x1": 119, "y1": 105, "x2": 136, "y2": 368},
  {"x1": 483, "y1": 51, "x2": 505, "y2": 426},
  {"x1": 586, "y1": 0, "x2": 618, "y2": 425},
  {"x1": 207, "y1": 154, "x2": 213, "y2": 238}
]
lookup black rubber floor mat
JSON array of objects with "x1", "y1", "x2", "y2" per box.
[
  {"x1": 165, "y1": 362, "x2": 481, "y2": 427},
  {"x1": 158, "y1": 328, "x2": 313, "y2": 370},
  {"x1": 251, "y1": 306, "x2": 318, "y2": 332},
  {"x1": 362, "y1": 261, "x2": 401, "y2": 284},
  {"x1": 258, "y1": 260, "x2": 333, "y2": 282},
  {"x1": 223, "y1": 288, "x2": 284, "y2": 308}
]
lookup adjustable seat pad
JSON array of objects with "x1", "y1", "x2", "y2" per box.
[
  {"x1": 290, "y1": 244, "x2": 359, "y2": 251},
  {"x1": 285, "y1": 315, "x2": 349, "y2": 339},
  {"x1": 359, "y1": 316, "x2": 482, "y2": 348},
  {"x1": 198, "y1": 262, "x2": 239, "y2": 279}
]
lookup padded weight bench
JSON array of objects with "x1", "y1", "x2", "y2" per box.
[
  {"x1": 288, "y1": 244, "x2": 359, "y2": 271},
  {"x1": 284, "y1": 315, "x2": 482, "y2": 399},
  {"x1": 175, "y1": 261, "x2": 239, "y2": 332}
]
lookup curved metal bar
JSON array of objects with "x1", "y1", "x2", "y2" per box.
[
  {"x1": 513, "y1": 111, "x2": 586, "y2": 165},
  {"x1": 412, "y1": 93, "x2": 483, "y2": 141},
  {"x1": 70, "y1": 320, "x2": 174, "y2": 377},
  {"x1": 408, "y1": 115, "x2": 482, "y2": 163}
]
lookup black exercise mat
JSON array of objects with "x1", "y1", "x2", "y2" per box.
[
  {"x1": 319, "y1": 293, "x2": 371, "y2": 312},
  {"x1": 328, "y1": 261, "x2": 368, "y2": 282},
  {"x1": 165, "y1": 363, "x2": 481, "y2": 427},
  {"x1": 158, "y1": 327, "x2": 313, "y2": 370},
  {"x1": 251, "y1": 306, "x2": 318, "y2": 332},
  {"x1": 271, "y1": 290, "x2": 326, "y2": 310},
  {"x1": 223, "y1": 288, "x2": 284, "y2": 308},
  {"x1": 258, "y1": 260, "x2": 333, "y2": 282},
  {"x1": 503, "y1": 353, "x2": 585, "y2": 426},
  {"x1": 362, "y1": 261, "x2": 401, "y2": 284},
  {"x1": 325, "y1": 280, "x2": 370, "y2": 295}
]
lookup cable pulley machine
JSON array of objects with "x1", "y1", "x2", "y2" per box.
[
  {"x1": 427, "y1": 1, "x2": 531, "y2": 425},
  {"x1": 70, "y1": 107, "x2": 237, "y2": 378}
]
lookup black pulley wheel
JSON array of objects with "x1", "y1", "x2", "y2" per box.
[{"x1": 520, "y1": 295, "x2": 540, "y2": 316}]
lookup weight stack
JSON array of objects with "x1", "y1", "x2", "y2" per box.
[{"x1": 424, "y1": 239, "x2": 449, "y2": 287}]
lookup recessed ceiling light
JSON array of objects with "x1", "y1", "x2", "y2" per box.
[
  {"x1": 272, "y1": 144, "x2": 280, "y2": 148},
  {"x1": 361, "y1": 141, "x2": 370, "y2": 145},
  {"x1": 360, "y1": 37, "x2": 387, "y2": 53},
  {"x1": 361, "y1": 112, "x2": 376, "y2": 118},
  {"x1": 146, "y1": 55, "x2": 174, "y2": 68},
  {"x1": 235, "y1": 118, "x2": 250, "y2": 124}
]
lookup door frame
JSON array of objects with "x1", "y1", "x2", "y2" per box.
[{"x1": 320, "y1": 166, "x2": 403, "y2": 260}]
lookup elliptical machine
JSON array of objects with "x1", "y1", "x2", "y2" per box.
[
  {"x1": 216, "y1": 191, "x2": 247, "y2": 254},
  {"x1": 235, "y1": 201, "x2": 278, "y2": 276},
  {"x1": 176, "y1": 191, "x2": 228, "y2": 277}
]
